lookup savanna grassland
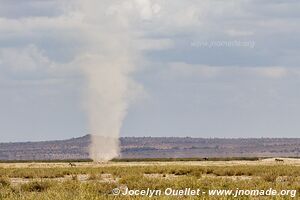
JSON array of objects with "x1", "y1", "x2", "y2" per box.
[{"x1": 0, "y1": 159, "x2": 299, "y2": 199}]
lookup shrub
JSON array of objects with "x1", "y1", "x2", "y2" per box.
[
  {"x1": 88, "y1": 173, "x2": 98, "y2": 180},
  {"x1": 72, "y1": 175, "x2": 78, "y2": 181},
  {"x1": 0, "y1": 177, "x2": 10, "y2": 187},
  {"x1": 262, "y1": 173, "x2": 278, "y2": 182},
  {"x1": 21, "y1": 181, "x2": 51, "y2": 192}
]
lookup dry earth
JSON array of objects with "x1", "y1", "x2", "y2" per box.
[{"x1": 1, "y1": 158, "x2": 300, "y2": 169}]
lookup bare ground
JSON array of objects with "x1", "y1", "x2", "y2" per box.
[{"x1": 1, "y1": 158, "x2": 300, "y2": 168}]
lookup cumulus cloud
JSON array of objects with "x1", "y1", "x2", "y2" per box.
[
  {"x1": 162, "y1": 63, "x2": 299, "y2": 80},
  {"x1": 0, "y1": 45, "x2": 52, "y2": 73},
  {"x1": 255, "y1": 67, "x2": 288, "y2": 78},
  {"x1": 0, "y1": 44, "x2": 81, "y2": 82}
]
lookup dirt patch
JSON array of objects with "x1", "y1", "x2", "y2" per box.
[
  {"x1": 261, "y1": 158, "x2": 300, "y2": 164},
  {"x1": 201, "y1": 174, "x2": 254, "y2": 180},
  {"x1": 144, "y1": 173, "x2": 180, "y2": 179},
  {"x1": 144, "y1": 173, "x2": 254, "y2": 181},
  {"x1": 8, "y1": 173, "x2": 119, "y2": 186},
  {"x1": 99, "y1": 173, "x2": 118, "y2": 183}
]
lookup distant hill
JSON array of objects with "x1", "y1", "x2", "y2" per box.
[
  {"x1": 0, "y1": 135, "x2": 90, "y2": 160},
  {"x1": 0, "y1": 135, "x2": 300, "y2": 160}
]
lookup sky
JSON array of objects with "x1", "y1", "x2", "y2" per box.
[{"x1": 1, "y1": 0, "x2": 300, "y2": 142}]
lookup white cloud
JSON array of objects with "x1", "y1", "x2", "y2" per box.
[
  {"x1": 136, "y1": 38, "x2": 174, "y2": 50},
  {"x1": 163, "y1": 62, "x2": 220, "y2": 79},
  {"x1": 254, "y1": 67, "x2": 288, "y2": 78},
  {"x1": 0, "y1": 45, "x2": 52, "y2": 73},
  {"x1": 162, "y1": 63, "x2": 299, "y2": 80},
  {"x1": 0, "y1": 14, "x2": 82, "y2": 36},
  {"x1": 225, "y1": 29, "x2": 254, "y2": 37},
  {"x1": 0, "y1": 45, "x2": 81, "y2": 87},
  {"x1": 134, "y1": 0, "x2": 160, "y2": 20}
]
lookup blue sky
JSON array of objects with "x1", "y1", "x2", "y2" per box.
[{"x1": 1, "y1": 0, "x2": 300, "y2": 142}]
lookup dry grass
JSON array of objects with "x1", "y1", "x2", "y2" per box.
[{"x1": 0, "y1": 161, "x2": 299, "y2": 199}]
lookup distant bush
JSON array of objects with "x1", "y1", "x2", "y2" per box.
[
  {"x1": 88, "y1": 173, "x2": 98, "y2": 180},
  {"x1": 21, "y1": 181, "x2": 52, "y2": 192},
  {"x1": 112, "y1": 157, "x2": 261, "y2": 162},
  {"x1": 262, "y1": 172, "x2": 278, "y2": 182},
  {"x1": 0, "y1": 177, "x2": 10, "y2": 187}
]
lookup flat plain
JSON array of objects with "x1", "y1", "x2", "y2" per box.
[{"x1": 0, "y1": 158, "x2": 300, "y2": 199}]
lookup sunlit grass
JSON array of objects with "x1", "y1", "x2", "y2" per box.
[{"x1": 0, "y1": 164, "x2": 299, "y2": 199}]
